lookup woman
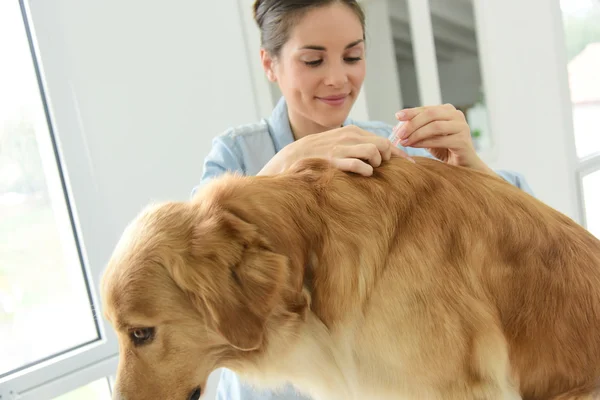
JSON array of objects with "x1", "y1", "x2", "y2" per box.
[{"x1": 196, "y1": 1, "x2": 533, "y2": 399}]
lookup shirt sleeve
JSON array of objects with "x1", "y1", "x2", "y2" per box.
[
  {"x1": 191, "y1": 134, "x2": 245, "y2": 198},
  {"x1": 402, "y1": 146, "x2": 535, "y2": 196},
  {"x1": 493, "y1": 170, "x2": 535, "y2": 196}
]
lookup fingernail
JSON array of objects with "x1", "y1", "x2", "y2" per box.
[
  {"x1": 400, "y1": 138, "x2": 409, "y2": 145},
  {"x1": 396, "y1": 111, "x2": 406, "y2": 119}
]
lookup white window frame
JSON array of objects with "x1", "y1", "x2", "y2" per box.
[
  {"x1": 0, "y1": 1, "x2": 118, "y2": 398},
  {"x1": 552, "y1": 0, "x2": 600, "y2": 233},
  {"x1": 575, "y1": 153, "x2": 600, "y2": 231}
]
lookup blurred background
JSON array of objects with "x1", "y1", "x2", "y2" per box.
[{"x1": 0, "y1": 0, "x2": 598, "y2": 398}]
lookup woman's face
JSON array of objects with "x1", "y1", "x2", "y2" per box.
[{"x1": 262, "y1": 3, "x2": 366, "y2": 138}]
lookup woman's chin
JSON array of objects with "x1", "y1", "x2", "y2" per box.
[
  {"x1": 316, "y1": 117, "x2": 346, "y2": 130},
  {"x1": 313, "y1": 106, "x2": 354, "y2": 127}
]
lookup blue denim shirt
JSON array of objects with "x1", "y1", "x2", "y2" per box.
[{"x1": 195, "y1": 96, "x2": 534, "y2": 400}]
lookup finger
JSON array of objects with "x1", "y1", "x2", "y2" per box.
[
  {"x1": 346, "y1": 134, "x2": 395, "y2": 161},
  {"x1": 376, "y1": 137, "x2": 394, "y2": 161},
  {"x1": 399, "y1": 120, "x2": 465, "y2": 148},
  {"x1": 395, "y1": 105, "x2": 462, "y2": 140},
  {"x1": 369, "y1": 136, "x2": 402, "y2": 161},
  {"x1": 396, "y1": 107, "x2": 458, "y2": 140},
  {"x1": 331, "y1": 143, "x2": 383, "y2": 168},
  {"x1": 332, "y1": 126, "x2": 398, "y2": 159},
  {"x1": 395, "y1": 103, "x2": 457, "y2": 121},
  {"x1": 410, "y1": 132, "x2": 471, "y2": 153},
  {"x1": 390, "y1": 145, "x2": 416, "y2": 163},
  {"x1": 341, "y1": 124, "x2": 374, "y2": 137},
  {"x1": 331, "y1": 158, "x2": 374, "y2": 176},
  {"x1": 388, "y1": 135, "x2": 415, "y2": 160},
  {"x1": 363, "y1": 138, "x2": 414, "y2": 163},
  {"x1": 333, "y1": 126, "x2": 415, "y2": 163},
  {"x1": 409, "y1": 135, "x2": 452, "y2": 150},
  {"x1": 394, "y1": 106, "x2": 426, "y2": 121}
]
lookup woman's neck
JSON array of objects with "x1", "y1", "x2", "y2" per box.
[{"x1": 287, "y1": 109, "x2": 341, "y2": 140}]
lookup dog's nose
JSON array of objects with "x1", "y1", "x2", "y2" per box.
[{"x1": 188, "y1": 387, "x2": 201, "y2": 400}]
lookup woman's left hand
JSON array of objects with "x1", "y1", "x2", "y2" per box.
[{"x1": 391, "y1": 104, "x2": 493, "y2": 174}]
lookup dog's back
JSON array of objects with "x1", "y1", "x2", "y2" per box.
[{"x1": 315, "y1": 156, "x2": 600, "y2": 399}]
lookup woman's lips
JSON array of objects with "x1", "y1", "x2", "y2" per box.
[{"x1": 317, "y1": 94, "x2": 348, "y2": 106}]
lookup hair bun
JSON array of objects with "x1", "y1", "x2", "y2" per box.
[{"x1": 253, "y1": 0, "x2": 266, "y2": 27}]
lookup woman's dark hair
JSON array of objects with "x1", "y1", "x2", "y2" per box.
[{"x1": 252, "y1": 0, "x2": 366, "y2": 58}]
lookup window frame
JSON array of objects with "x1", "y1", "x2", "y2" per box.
[
  {"x1": 0, "y1": 1, "x2": 119, "y2": 398},
  {"x1": 556, "y1": 0, "x2": 600, "y2": 235},
  {"x1": 576, "y1": 153, "x2": 600, "y2": 232}
]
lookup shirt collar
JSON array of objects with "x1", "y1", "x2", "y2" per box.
[{"x1": 267, "y1": 96, "x2": 354, "y2": 153}]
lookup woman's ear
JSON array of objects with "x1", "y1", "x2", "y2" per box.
[{"x1": 260, "y1": 48, "x2": 277, "y2": 82}]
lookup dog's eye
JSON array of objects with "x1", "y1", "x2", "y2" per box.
[{"x1": 129, "y1": 327, "x2": 155, "y2": 346}]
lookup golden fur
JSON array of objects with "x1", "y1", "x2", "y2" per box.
[{"x1": 101, "y1": 156, "x2": 600, "y2": 400}]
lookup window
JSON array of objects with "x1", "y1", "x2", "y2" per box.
[
  {"x1": 582, "y1": 169, "x2": 600, "y2": 238},
  {"x1": 0, "y1": 1, "x2": 118, "y2": 398},
  {"x1": 560, "y1": 0, "x2": 600, "y2": 238},
  {"x1": 0, "y1": 0, "x2": 99, "y2": 378},
  {"x1": 53, "y1": 379, "x2": 112, "y2": 400}
]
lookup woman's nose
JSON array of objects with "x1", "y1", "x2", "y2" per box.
[{"x1": 323, "y1": 62, "x2": 349, "y2": 87}]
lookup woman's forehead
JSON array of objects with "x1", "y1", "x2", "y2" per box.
[{"x1": 287, "y1": 4, "x2": 364, "y2": 50}]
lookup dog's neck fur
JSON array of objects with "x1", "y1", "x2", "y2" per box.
[
  {"x1": 219, "y1": 163, "x2": 402, "y2": 328},
  {"x1": 210, "y1": 160, "x2": 409, "y2": 398}
]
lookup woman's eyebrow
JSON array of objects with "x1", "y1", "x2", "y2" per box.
[{"x1": 299, "y1": 39, "x2": 364, "y2": 51}]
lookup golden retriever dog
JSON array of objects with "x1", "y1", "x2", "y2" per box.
[{"x1": 101, "y1": 156, "x2": 600, "y2": 400}]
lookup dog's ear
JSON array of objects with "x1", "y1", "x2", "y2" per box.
[{"x1": 168, "y1": 209, "x2": 289, "y2": 351}]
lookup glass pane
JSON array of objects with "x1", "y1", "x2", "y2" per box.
[
  {"x1": 53, "y1": 378, "x2": 112, "y2": 400},
  {"x1": 560, "y1": 0, "x2": 600, "y2": 159},
  {"x1": 582, "y1": 169, "x2": 600, "y2": 239},
  {"x1": 0, "y1": 1, "x2": 98, "y2": 376},
  {"x1": 429, "y1": 0, "x2": 493, "y2": 154}
]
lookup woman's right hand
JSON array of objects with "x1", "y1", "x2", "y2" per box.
[{"x1": 258, "y1": 125, "x2": 412, "y2": 176}]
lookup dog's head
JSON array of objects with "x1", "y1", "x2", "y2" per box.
[{"x1": 101, "y1": 196, "x2": 306, "y2": 399}]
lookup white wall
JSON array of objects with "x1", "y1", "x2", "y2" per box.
[
  {"x1": 474, "y1": 0, "x2": 580, "y2": 221},
  {"x1": 26, "y1": 0, "x2": 262, "y2": 397},
  {"x1": 361, "y1": 0, "x2": 403, "y2": 125},
  {"x1": 29, "y1": 0, "x2": 262, "y2": 274}
]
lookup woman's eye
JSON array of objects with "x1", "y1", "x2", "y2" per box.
[
  {"x1": 345, "y1": 57, "x2": 362, "y2": 63},
  {"x1": 129, "y1": 327, "x2": 155, "y2": 346},
  {"x1": 304, "y1": 57, "x2": 362, "y2": 67},
  {"x1": 304, "y1": 59, "x2": 323, "y2": 67}
]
